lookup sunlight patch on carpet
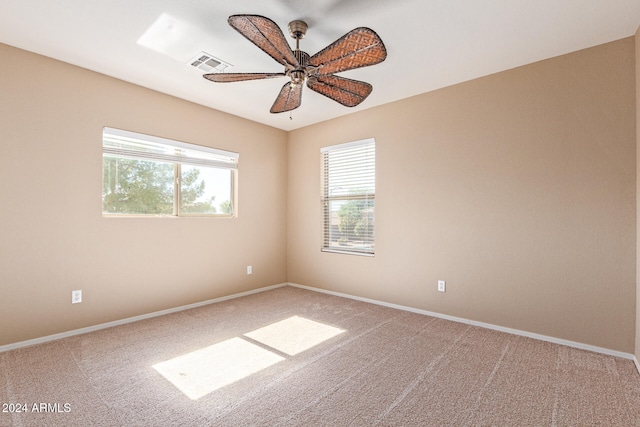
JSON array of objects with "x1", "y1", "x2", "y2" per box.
[
  {"x1": 153, "y1": 316, "x2": 346, "y2": 399},
  {"x1": 244, "y1": 316, "x2": 346, "y2": 356},
  {"x1": 153, "y1": 337, "x2": 285, "y2": 400}
]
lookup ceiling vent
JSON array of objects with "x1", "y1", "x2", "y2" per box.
[{"x1": 188, "y1": 52, "x2": 231, "y2": 73}]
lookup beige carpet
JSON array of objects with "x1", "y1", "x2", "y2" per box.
[{"x1": 2, "y1": 286, "x2": 640, "y2": 426}]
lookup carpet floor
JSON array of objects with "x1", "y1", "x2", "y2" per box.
[{"x1": 1, "y1": 286, "x2": 640, "y2": 426}]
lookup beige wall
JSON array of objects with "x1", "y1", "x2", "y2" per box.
[
  {"x1": 0, "y1": 43, "x2": 288, "y2": 346},
  {"x1": 636, "y1": 26, "x2": 640, "y2": 361},
  {"x1": 288, "y1": 38, "x2": 636, "y2": 353}
]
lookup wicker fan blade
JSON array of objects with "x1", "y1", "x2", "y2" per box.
[
  {"x1": 309, "y1": 27, "x2": 387, "y2": 75},
  {"x1": 270, "y1": 82, "x2": 303, "y2": 113},
  {"x1": 203, "y1": 72, "x2": 286, "y2": 83},
  {"x1": 307, "y1": 75, "x2": 372, "y2": 107},
  {"x1": 228, "y1": 15, "x2": 299, "y2": 69}
]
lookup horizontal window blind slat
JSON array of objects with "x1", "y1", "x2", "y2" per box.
[{"x1": 322, "y1": 194, "x2": 375, "y2": 201}]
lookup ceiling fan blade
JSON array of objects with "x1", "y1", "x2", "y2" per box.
[
  {"x1": 309, "y1": 27, "x2": 387, "y2": 75},
  {"x1": 307, "y1": 75, "x2": 372, "y2": 107},
  {"x1": 270, "y1": 82, "x2": 303, "y2": 113},
  {"x1": 228, "y1": 15, "x2": 299, "y2": 69},
  {"x1": 203, "y1": 72, "x2": 286, "y2": 83}
]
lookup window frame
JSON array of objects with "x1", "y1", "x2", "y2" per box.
[
  {"x1": 102, "y1": 127, "x2": 238, "y2": 218},
  {"x1": 321, "y1": 138, "x2": 376, "y2": 256}
]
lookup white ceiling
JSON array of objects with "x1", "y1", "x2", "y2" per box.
[{"x1": 1, "y1": 0, "x2": 639, "y2": 131}]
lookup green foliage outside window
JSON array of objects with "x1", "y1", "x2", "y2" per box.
[
  {"x1": 337, "y1": 199, "x2": 374, "y2": 244},
  {"x1": 102, "y1": 158, "x2": 227, "y2": 215}
]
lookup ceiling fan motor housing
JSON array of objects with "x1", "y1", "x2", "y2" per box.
[
  {"x1": 294, "y1": 50, "x2": 310, "y2": 66},
  {"x1": 289, "y1": 50, "x2": 310, "y2": 86}
]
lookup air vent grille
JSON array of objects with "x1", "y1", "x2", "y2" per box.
[{"x1": 187, "y1": 52, "x2": 231, "y2": 73}]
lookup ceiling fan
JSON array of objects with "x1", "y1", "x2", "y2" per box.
[{"x1": 203, "y1": 14, "x2": 387, "y2": 114}]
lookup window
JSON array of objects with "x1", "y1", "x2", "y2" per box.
[
  {"x1": 321, "y1": 139, "x2": 375, "y2": 255},
  {"x1": 102, "y1": 127, "x2": 238, "y2": 217}
]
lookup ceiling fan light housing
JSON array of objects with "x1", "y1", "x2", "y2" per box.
[{"x1": 289, "y1": 70, "x2": 306, "y2": 87}]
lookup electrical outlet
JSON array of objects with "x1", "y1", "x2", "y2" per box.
[
  {"x1": 72, "y1": 290, "x2": 82, "y2": 304},
  {"x1": 437, "y1": 280, "x2": 446, "y2": 293},
  {"x1": 247, "y1": 265, "x2": 252, "y2": 275}
]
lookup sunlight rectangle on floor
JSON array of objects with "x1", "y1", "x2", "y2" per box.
[
  {"x1": 244, "y1": 315, "x2": 346, "y2": 356},
  {"x1": 153, "y1": 337, "x2": 285, "y2": 400}
]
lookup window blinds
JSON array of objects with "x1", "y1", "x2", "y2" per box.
[
  {"x1": 102, "y1": 127, "x2": 238, "y2": 169},
  {"x1": 321, "y1": 139, "x2": 375, "y2": 255}
]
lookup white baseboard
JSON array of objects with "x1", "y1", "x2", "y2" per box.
[
  {"x1": 0, "y1": 283, "x2": 288, "y2": 353},
  {"x1": 287, "y1": 282, "x2": 636, "y2": 361},
  {"x1": 4, "y1": 281, "x2": 638, "y2": 367}
]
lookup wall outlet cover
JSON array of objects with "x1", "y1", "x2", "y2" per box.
[{"x1": 72, "y1": 290, "x2": 82, "y2": 304}]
